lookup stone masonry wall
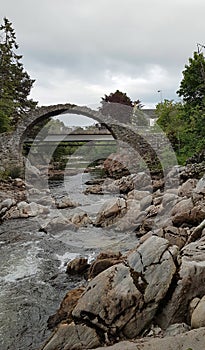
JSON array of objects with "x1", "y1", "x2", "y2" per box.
[{"x1": 0, "y1": 104, "x2": 176, "y2": 175}]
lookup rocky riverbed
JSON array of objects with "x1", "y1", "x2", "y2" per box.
[{"x1": 1, "y1": 162, "x2": 205, "y2": 349}]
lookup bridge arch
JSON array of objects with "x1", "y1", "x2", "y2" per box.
[
  {"x1": 0, "y1": 103, "x2": 175, "y2": 180},
  {"x1": 0, "y1": 103, "x2": 118, "y2": 171},
  {"x1": 18, "y1": 104, "x2": 117, "y2": 151}
]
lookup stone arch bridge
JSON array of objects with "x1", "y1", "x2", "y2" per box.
[{"x1": 0, "y1": 103, "x2": 172, "y2": 175}]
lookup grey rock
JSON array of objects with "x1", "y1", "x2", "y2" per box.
[
  {"x1": 13, "y1": 178, "x2": 25, "y2": 187},
  {"x1": 191, "y1": 295, "x2": 205, "y2": 328},
  {"x1": 41, "y1": 322, "x2": 101, "y2": 350},
  {"x1": 67, "y1": 210, "x2": 93, "y2": 227},
  {"x1": 3, "y1": 201, "x2": 49, "y2": 219},
  {"x1": 192, "y1": 176, "x2": 205, "y2": 203},
  {"x1": 55, "y1": 196, "x2": 79, "y2": 209},
  {"x1": 92, "y1": 327, "x2": 205, "y2": 350},
  {"x1": 0, "y1": 198, "x2": 16, "y2": 214},
  {"x1": 189, "y1": 297, "x2": 200, "y2": 321},
  {"x1": 127, "y1": 236, "x2": 177, "y2": 303},
  {"x1": 157, "y1": 237, "x2": 205, "y2": 329},
  {"x1": 164, "y1": 323, "x2": 190, "y2": 336},
  {"x1": 127, "y1": 190, "x2": 151, "y2": 201},
  {"x1": 73, "y1": 263, "x2": 144, "y2": 337},
  {"x1": 157, "y1": 226, "x2": 188, "y2": 249},
  {"x1": 41, "y1": 214, "x2": 77, "y2": 233},
  {"x1": 171, "y1": 197, "x2": 194, "y2": 225},
  {"x1": 94, "y1": 198, "x2": 127, "y2": 227},
  {"x1": 178, "y1": 178, "x2": 197, "y2": 197},
  {"x1": 140, "y1": 194, "x2": 153, "y2": 211},
  {"x1": 17, "y1": 201, "x2": 49, "y2": 217},
  {"x1": 161, "y1": 192, "x2": 178, "y2": 207}
]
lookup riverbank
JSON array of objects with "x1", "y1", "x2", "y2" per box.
[
  {"x1": 0, "y1": 170, "x2": 137, "y2": 350},
  {"x1": 39, "y1": 162, "x2": 205, "y2": 350},
  {"x1": 1, "y1": 161, "x2": 205, "y2": 350}
]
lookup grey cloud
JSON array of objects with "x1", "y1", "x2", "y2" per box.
[{"x1": 1, "y1": 0, "x2": 205, "y2": 106}]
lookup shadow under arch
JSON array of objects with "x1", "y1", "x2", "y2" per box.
[{"x1": 18, "y1": 104, "x2": 117, "y2": 154}]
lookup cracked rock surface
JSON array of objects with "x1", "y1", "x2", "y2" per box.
[
  {"x1": 127, "y1": 236, "x2": 177, "y2": 303},
  {"x1": 72, "y1": 263, "x2": 144, "y2": 337},
  {"x1": 41, "y1": 322, "x2": 101, "y2": 350},
  {"x1": 91, "y1": 327, "x2": 205, "y2": 350},
  {"x1": 157, "y1": 236, "x2": 205, "y2": 329},
  {"x1": 41, "y1": 236, "x2": 178, "y2": 349}
]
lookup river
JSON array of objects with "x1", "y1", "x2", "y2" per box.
[{"x1": 0, "y1": 172, "x2": 138, "y2": 350}]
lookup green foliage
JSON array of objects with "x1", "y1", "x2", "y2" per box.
[
  {"x1": 177, "y1": 51, "x2": 205, "y2": 107},
  {"x1": 155, "y1": 100, "x2": 204, "y2": 164},
  {"x1": 101, "y1": 90, "x2": 134, "y2": 106},
  {"x1": 156, "y1": 100, "x2": 183, "y2": 151},
  {"x1": 0, "y1": 104, "x2": 11, "y2": 132},
  {"x1": 0, "y1": 17, "x2": 37, "y2": 133},
  {"x1": 156, "y1": 49, "x2": 205, "y2": 164},
  {"x1": 0, "y1": 165, "x2": 23, "y2": 180},
  {"x1": 7, "y1": 166, "x2": 22, "y2": 178},
  {"x1": 0, "y1": 169, "x2": 8, "y2": 180}
]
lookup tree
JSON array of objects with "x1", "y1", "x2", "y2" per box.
[
  {"x1": 177, "y1": 51, "x2": 205, "y2": 107},
  {"x1": 155, "y1": 100, "x2": 184, "y2": 149},
  {"x1": 0, "y1": 17, "x2": 37, "y2": 132},
  {"x1": 175, "y1": 50, "x2": 205, "y2": 161},
  {"x1": 100, "y1": 90, "x2": 142, "y2": 123},
  {"x1": 155, "y1": 99, "x2": 205, "y2": 164}
]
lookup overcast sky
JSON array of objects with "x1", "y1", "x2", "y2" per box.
[{"x1": 1, "y1": 0, "x2": 205, "y2": 124}]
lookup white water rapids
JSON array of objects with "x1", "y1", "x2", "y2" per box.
[{"x1": 0, "y1": 172, "x2": 138, "y2": 350}]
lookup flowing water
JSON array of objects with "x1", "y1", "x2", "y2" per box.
[{"x1": 0, "y1": 172, "x2": 138, "y2": 350}]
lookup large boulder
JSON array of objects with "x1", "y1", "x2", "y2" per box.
[
  {"x1": 103, "y1": 154, "x2": 131, "y2": 178},
  {"x1": 72, "y1": 263, "x2": 144, "y2": 338},
  {"x1": 114, "y1": 199, "x2": 146, "y2": 232},
  {"x1": 47, "y1": 287, "x2": 85, "y2": 329},
  {"x1": 127, "y1": 236, "x2": 177, "y2": 304},
  {"x1": 66, "y1": 257, "x2": 89, "y2": 275},
  {"x1": 67, "y1": 210, "x2": 93, "y2": 227},
  {"x1": 2, "y1": 201, "x2": 49, "y2": 219},
  {"x1": 156, "y1": 226, "x2": 189, "y2": 249},
  {"x1": 72, "y1": 236, "x2": 177, "y2": 341},
  {"x1": 40, "y1": 213, "x2": 77, "y2": 233},
  {"x1": 55, "y1": 196, "x2": 79, "y2": 209},
  {"x1": 171, "y1": 198, "x2": 194, "y2": 225},
  {"x1": 157, "y1": 236, "x2": 205, "y2": 329},
  {"x1": 0, "y1": 198, "x2": 16, "y2": 216},
  {"x1": 191, "y1": 295, "x2": 205, "y2": 328},
  {"x1": 41, "y1": 322, "x2": 101, "y2": 350},
  {"x1": 93, "y1": 327, "x2": 205, "y2": 350},
  {"x1": 191, "y1": 295, "x2": 205, "y2": 329},
  {"x1": 178, "y1": 178, "x2": 197, "y2": 197},
  {"x1": 88, "y1": 251, "x2": 123, "y2": 279},
  {"x1": 192, "y1": 175, "x2": 205, "y2": 203},
  {"x1": 108, "y1": 173, "x2": 151, "y2": 194},
  {"x1": 17, "y1": 201, "x2": 49, "y2": 217},
  {"x1": 94, "y1": 197, "x2": 127, "y2": 227}
]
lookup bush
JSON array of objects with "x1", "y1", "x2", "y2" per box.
[{"x1": 8, "y1": 166, "x2": 23, "y2": 179}]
